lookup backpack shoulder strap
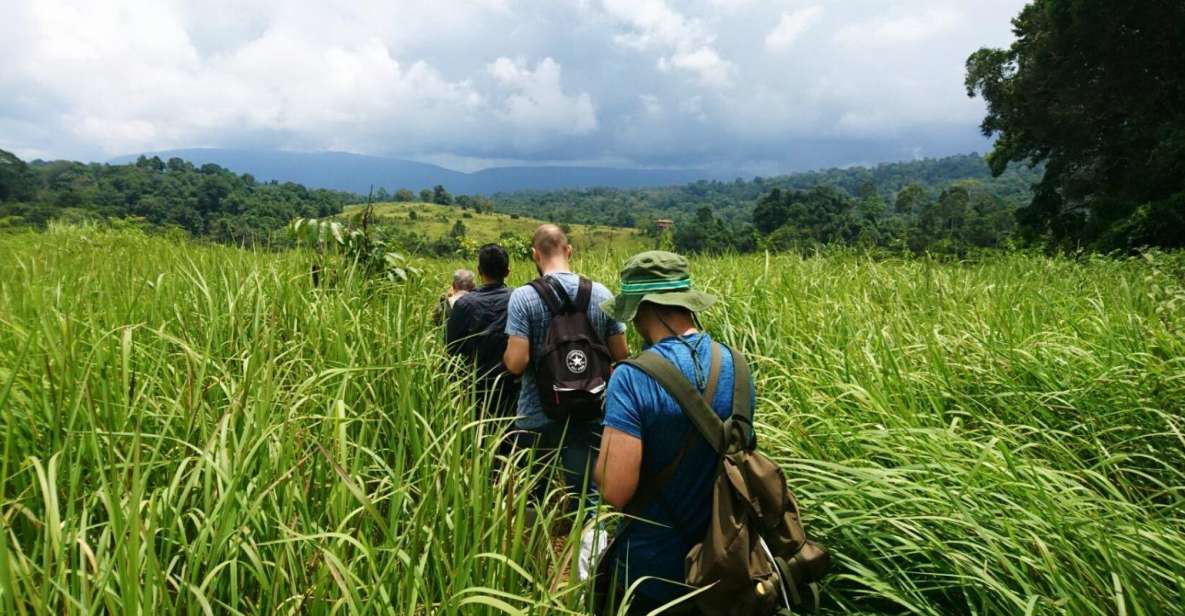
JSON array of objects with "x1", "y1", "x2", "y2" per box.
[
  {"x1": 528, "y1": 278, "x2": 563, "y2": 315},
  {"x1": 621, "y1": 349, "x2": 726, "y2": 454},
  {"x1": 703, "y1": 342, "x2": 723, "y2": 407},
  {"x1": 726, "y1": 345, "x2": 756, "y2": 449},
  {"x1": 622, "y1": 343, "x2": 723, "y2": 516},
  {"x1": 547, "y1": 276, "x2": 577, "y2": 313},
  {"x1": 729, "y1": 345, "x2": 752, "y2": 420},
  {"x1": 574, "y1": 277, "x2": 593, "y2": 312}
]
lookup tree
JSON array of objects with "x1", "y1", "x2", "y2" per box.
[
  {"x1": 449, "y1": 219, "x2": 467, "y2": 238},
  {"x1": 0, "y1": 149, "x2": 354, "y2": 240},
  {"x1": 893, "y1": 183, "x2": 929, "y2": 216},
  {"x1": 0, "y1": 149, "x2": 36, "y2": 202},
  {"x1": 196, "y1": 175, "x2": 232, "y2": 213},
  {"x1": 433, "y1": 185, "x2": 453, "y2": 205},
  {"x1": 395, "y1": 188, "x2": 415, "y2": 202},
  {"x1": 419, "y1": 189, "x2": 433, "y2": 203},
  {"x1": 966, "y1": 0, "x2": 1185, "y2": 249},
  {"x1": 752, "y1": 188, "x2": 792, "y2": 235},
  {"x1": 135, "y1": 155, "x2": 165, "y2": 173}
]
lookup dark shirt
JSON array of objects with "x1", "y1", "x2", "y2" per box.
[{"x1": 446, "y1": 282, "x2": 518, "y2": 416}]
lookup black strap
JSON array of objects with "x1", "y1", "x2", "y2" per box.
[
  {"x1": 547, "y1": 276, "x2": 577, "y2": 313},
  {"x1": 528, "y1": 277, "x2": 571, "y2": 315},
  {"x1": 574, "y1": 277, "x2": 593, "y2": 312},
  {"x1": 621, "y1": 343, "x2": 752, "y2": 455},
  {"x1": 528, "y1": 278, "x2": 559, "y2": 315}
]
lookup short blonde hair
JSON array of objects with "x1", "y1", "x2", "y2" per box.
[{"x1": 532, "y1": 224, "x2": 569, "y2": 258}]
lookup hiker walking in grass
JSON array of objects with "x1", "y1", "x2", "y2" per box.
[
  {"x1": 433, "y1": 268, "x2": 476, "y2": 326},
  {"x1": 593, "y1": 251, "x2": 829, "y2": 615},
  {"x1": 503, "y1": 224, "x2": 629, "y2": 506},
  {"x1": 446, "y1": 244, "x2": 519, "y2": 419}
]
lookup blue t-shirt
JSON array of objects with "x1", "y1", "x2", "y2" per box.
[
  {"x1": 505, "y1": 272, "x2": 626, "y2": 429},
  {"x1": 602, "y1": 332, "x2": 756, "y2": 604}
]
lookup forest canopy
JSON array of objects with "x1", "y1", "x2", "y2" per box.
[
  {"x1": 490, "y1": 154, "x2": 1042, "y2": 255},
  {"x1": 965, "y1": 0, "x2": 1185, "y2": 251},
  {"x1": 0, "y1": 152, "x2": 357, "y2": 243}
]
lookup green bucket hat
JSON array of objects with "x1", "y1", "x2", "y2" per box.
[{"x1": 601, "y1": 250, "x2": 716, "y2": 322}]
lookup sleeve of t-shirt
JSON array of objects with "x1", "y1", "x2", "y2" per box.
[
  {"x1": 505, "y1": 286, "x2": 532, "y2": 338},
  {"x1": 603, "y1": 364, "x2": 645, "y2": 439}
]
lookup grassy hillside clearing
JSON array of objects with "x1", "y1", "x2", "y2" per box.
[{"x1": 343, "y1": 201, "x2": 648, "y2": 254}]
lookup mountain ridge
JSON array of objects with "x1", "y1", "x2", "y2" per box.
[{"x1": 109, "y1": 148, "x2": 724, "y2": 195}]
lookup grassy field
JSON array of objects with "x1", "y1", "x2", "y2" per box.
[
  {"x1": 342, "y1": 201, "x2": 648, "y2": 254},
  {"x1": 1, "y1": 225, "x2": 1183, "y2": 614}
]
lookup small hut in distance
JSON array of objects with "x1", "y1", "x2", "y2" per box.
[{"x1": 655, "y1": 219, "x2": 674, "y2": 233}]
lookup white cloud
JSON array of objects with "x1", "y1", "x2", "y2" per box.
[
  {"x1": 707, "y1": 0, "x2": 756, "y2": 9},
  {"x1": 0, "y1": 0, "x2": 605, "y2": 158},
  {"x1": 658, "y1": 47, "x2": 734, "y2": 89},
  {"x1": 0, "y1": 0, "x2": 1032, "y2": 171},
  {"x1": 602, "y1": 0, "x2": 708, "y2": 51},
  {"x1": 765, "y1": 6, "x2": 824, "y2": 51},
  {"x1": 601, "y1": 0, "x2": 734, "y2": 88},
  {"x1": 639, "y1": 94, "x2": 662, "y2": 117},
  {"x1": 836, "y1": 7, "x2": 963, "y2": 47},
  {"x1": 487, "y1": 57, "x2": 598, "y2": 138}
]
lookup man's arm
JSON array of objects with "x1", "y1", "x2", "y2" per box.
[
  {"x1": 503, "y1": 336, "x2": 530, "y2": 375},
  {"x1": 607, "y1": 333, "x2": 628, "y2": 362},
  {"x1": 595, "y1": 427, "x2": 642, "y2": 509},
  {"x1": 502, "y1": 287, "x2": 532, "y2": 375}
]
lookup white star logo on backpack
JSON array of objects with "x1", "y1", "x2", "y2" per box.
[{"x1": 566, "y1": 350, "x2": 588, "y2": 374}]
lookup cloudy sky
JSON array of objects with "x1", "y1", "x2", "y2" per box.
[{"x1": 0, "y1": 0, "x2": 1027, "y2": 173}]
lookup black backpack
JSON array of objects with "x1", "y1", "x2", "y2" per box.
[{"x1": 528, "y1": 276, "x2": 612, "y2": 422}]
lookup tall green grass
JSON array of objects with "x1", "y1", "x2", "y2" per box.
[{"x1": 0, "y1": 225, "x2": 1182, "y2": 614}]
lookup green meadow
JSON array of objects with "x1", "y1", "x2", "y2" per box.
[
  {"x1": 343, "y1": 201, "x2": 648, "y2": 254},
  {"x1": 1, "y1": 224, "x2": 1183, "y2": 614}
]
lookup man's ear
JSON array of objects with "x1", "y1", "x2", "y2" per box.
[
  {"x1": 564, "y1": 244, "x2": 573, "y2": 260},
  {"x1": 531, "y1": 247, "x2": 540, "y2": 262}
]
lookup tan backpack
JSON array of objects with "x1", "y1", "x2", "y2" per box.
[{"x1": 618, "y1": 343, "x2": 830, "y2": 615}]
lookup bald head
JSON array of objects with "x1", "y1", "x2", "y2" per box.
[{"x1": 532, "y1": 224, "x2": 570, "y2": 259}]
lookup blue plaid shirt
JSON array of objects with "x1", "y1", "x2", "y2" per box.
[{"x1": 505, "y1": 272, "x2": 626, "y2": 429}]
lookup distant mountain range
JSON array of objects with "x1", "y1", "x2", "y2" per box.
[{"x1": 109, "y1": 149, "x2": 727, "y2": 195}]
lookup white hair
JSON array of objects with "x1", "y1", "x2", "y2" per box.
[{"x1": 452, "y1": 269, "x2": 476, "y2": 291}]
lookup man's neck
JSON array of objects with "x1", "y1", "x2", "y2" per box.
[
  {"x1": 538, "y1": 261, "x2": 571, "y2": 276},
  {"x1": 644, "y1": 320, "x2": 698, "y2": 343}
]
